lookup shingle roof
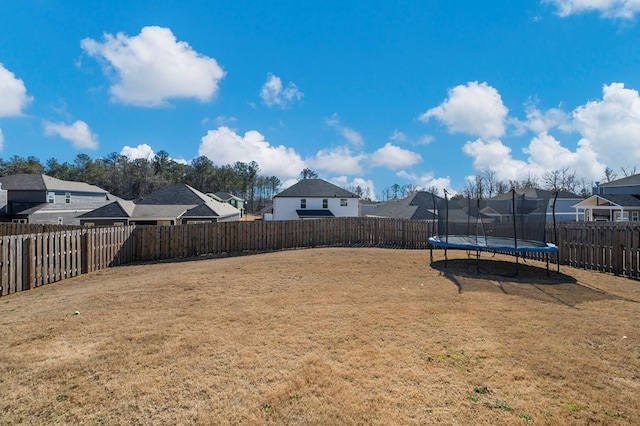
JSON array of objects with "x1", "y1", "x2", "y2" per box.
[
  {"x1": 136, "y1": 184, "x2": 205, "y2": 205},
  {"x1": 599, "y1": 173, "x2": 640, "y2": 188},
  {"x1": 275, "y1": 179, "x2": 358, "y2": 198},
  {"x1": 296, "y1": 209, "x2": 335, "y2": 218},
  {"x1": 0, "y1": 174, "x2": 107, "y2": 193},
  {"x1": 579, "y1": 194, "x2": 640, "y2": 207},
  {"x1": 487, "y1": 188, "x2": 581, "y2": 201},
  {"x1": 369, "y1": 191, "x2": 440, "y2": 220},
  {"x1": 79, "y1": 184, "x2": 239, "y2": 220},
  {"x1": 78, "y1": 200, "x2": 136, "y2": 218},
  {"x1": 211, "y1": 191, "x2": 243, "y2": 202}
]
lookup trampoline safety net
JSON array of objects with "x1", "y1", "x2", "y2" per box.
[{"x1": 429, "y1": 189, "x2": 558, "y2": 253}]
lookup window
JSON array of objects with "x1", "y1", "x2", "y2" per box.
[
  {"x1": 340, "y1": 199, "x2": 348, "y2": 207},
  {"x1": 12, "y1": 219, "x2": 27, "y2": 224},
  {"x1": 48, "y1": 192, "x2": 55, "y2": 203},
  {"x1": 633, "y1": 212, "x2": 639, "y2": 222},
  {"x1": 322, "y1": 198, "x2": 328, "y2": 208},
  {"x1": 614, "y1": 211, "x2": 629, "y2": 222},
  {"x1": 65, "y1": 192, "x2": 71, "y2": 204},
  {"x1": 300, "y1": 198, "x2": 307, "y2": 209}
]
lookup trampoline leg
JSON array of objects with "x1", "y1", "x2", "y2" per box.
[{"x1": 546, "y1": 253, "x2": 550, "y2": 276}]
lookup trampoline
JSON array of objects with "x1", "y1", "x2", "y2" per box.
[
  {"x1": 428, "y1": 235, "x2": 558, "y2": 253},
  {"x1": 428, "y1": 189, "x2": 559, "y2": 274}
]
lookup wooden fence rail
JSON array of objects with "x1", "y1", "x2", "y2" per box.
[{"x1": 1, "y1": 218, "x2": 639, "y2": 297}]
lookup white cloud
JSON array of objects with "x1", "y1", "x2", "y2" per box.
[
  {"x1": 0, "y1": 63, "x2": 32, "y2": 117},
  {"x1": 43, "y1": 120, "x2": 98, "y2": 149},
  {"x1": 462, "y1": 133, "x2": 606, "y2": 183},
  {"x1": 389, "y1": 129, "x2": 406, "y2": 142},
  {"x1": 396, "y1": 170, "x2": 452, "y2": 195},
  {"x1": 260, "y1": 73, "x2": 303, "y2": 108},
  {"x1": 213, "y1": 115, "x2": 237, "y2": 126},
  {"x1": 121, "y1": 143, "x2": 155, "y2": 160},
  {"x1": 309, "y1": 146, "x2": 365, "y2": 175},
  {"x1": 198, "y1": 126, "x2": 305, "y2": 180},
  {"x1": 522, "y1": 103, "x2": 570, "y2": 134},
  {"x1": 545, "y1": 0, "x2": 640, "y2": 19},
  {"x1": 325, "y1": 113, "x2": 364, "y2": 146},
  {"x1": 420, "y1": 81, "x2": 508, "y2": 139},
  {"x1": 370, "y1": 143, "x2": 422, "y2": 169},
  {"x1": 81, "y1": 26, "x2": 225, "y2": 107},
  {"x1": 417, "y1": 134, "x2": 435, "y2": 145},
  {"x1": 571, "y1": 82, "x2": 640, "y2": 168},
  {"x1": 462, "y1": 139, "x2": 530, "y2": 182}
]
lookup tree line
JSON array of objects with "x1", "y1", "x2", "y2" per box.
[
  {"x1": 3, "y1": 153, "x2": 636, "y2": 209},
  {"x1": 0, "y1": 153, "x2": 281, "y2": 214},
  {"x1": 380, "y1": 166, "x2": 637, "y2": 201}
]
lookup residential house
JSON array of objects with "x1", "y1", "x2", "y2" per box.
[
  {"x1": 209, "y1": 191, "x2": 245, "y2": 218},
  {"x1": 79, "y1": 183, "x2": 240, "y2": 226},
  {"x1": 0, "y1": 174, "x2": 113, "y2": 225},
  {"x1": 573, "y1": 174, "x2": 640, "y2": 221},
  {"x1": 481, "y1": 188, "x2": 584, "y2": 223},
  {"x1": 271, "y1": 179, "x2": 359, "y2": 220},
  {"x1": 368, "y1": 191, "x2": 440, "y2": 221}
]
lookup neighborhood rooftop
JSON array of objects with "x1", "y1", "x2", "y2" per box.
[
  {"x1": 0, "y1": 174, "x2": 107, "y2": 193},
  {"x1": 275, "y1": 179, "x2": 359, "y2": 198}
]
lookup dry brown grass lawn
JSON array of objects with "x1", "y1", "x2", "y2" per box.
[{"x1": 1, "y1": 248, "x2": 639, "y2": 425}]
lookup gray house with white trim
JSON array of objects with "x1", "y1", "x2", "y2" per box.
[
  {"x1": 573, "y1": 174, "x2": 640, "y2": 221},
  {"x1": 0, "y1": 174, "x2": 113, "y2": 225}
]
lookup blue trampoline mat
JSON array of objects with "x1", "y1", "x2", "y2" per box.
[{"x1": 429, "y1": 235, "x2": 558, "y2": 253}]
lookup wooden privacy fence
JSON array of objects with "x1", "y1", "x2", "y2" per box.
[
  {"x1": 133, "y1": 217, "x2": 433, "y2": 261},
  {"x1": 0, "y1": 226, "x2": 136, "y2": 297},
  {"x1": 1, "y1": 218, "x2": 640, "y2": 297},
  {"x1": 551, "y1": 222, "x2": 640, "y2": 278}
]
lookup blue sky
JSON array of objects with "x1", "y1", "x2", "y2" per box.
[{"x1": 2, "y1": 0, "x2": 640, "y2": 199}]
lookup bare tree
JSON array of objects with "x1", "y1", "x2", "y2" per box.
[
  {"x1": 495, "y1": 180, "x2": 510, "y2": 195},
  {"x1": 483, "y1": 169, "x2": 498, "y2": 198},
  {"x1": 425, "y1": 185, "x2": 440, "y2": 196},
  {"x1": 603, "y1": 167, "x2": 617, "y2": 183},
  {"x1": 620, "y1": 166, "x2": 638, "y2": 177},
  {"x1": 402, "y1": 184, "x2": 418, "y2": 197},
  {"x1": 519, "y1": 173, "x2": 539, "y2": 189},
  {"x1": 542, "y1": 167, "x2": 576, "y2": 193},
  {"x1": 577, "y1": 178, "x2": 592, "y2": 198}
]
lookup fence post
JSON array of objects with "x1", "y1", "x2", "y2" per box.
[{"x1": 26, "y1": 235, "x2": 35, "y2": 290}]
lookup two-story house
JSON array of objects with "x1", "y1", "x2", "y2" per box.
[
  {"x1": 0, "y1": 174, "x2": 113, "y2": 225},
  {"x1": 271, "y1": 179, "x2": 359, "y2": 220}
]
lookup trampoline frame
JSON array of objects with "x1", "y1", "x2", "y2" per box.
[{"x1": 428, "y1": 189, "x2": 560, "y2": 275}]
